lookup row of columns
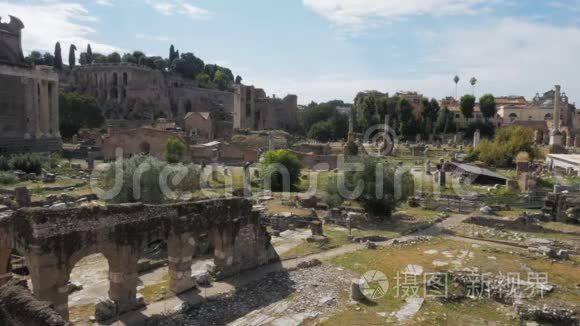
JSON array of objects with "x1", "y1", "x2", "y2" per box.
[{"x1": 24, "y1": 79, "x2": 59, "y2": 139}]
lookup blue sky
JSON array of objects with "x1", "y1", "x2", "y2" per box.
[{"x1": 4, "y1": 0, "x2": 580, "y2": 104}]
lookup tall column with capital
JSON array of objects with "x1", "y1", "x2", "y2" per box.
[
  {"x1": 42, "y1": 81, "x2": 50, "y2": 136},
  {"x1": 34, "y1": 80, "x2": 42, "y2": 138}
]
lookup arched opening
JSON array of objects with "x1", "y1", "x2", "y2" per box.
[
  {"x1": 139, "y1": 141, "x2": 151, "y2": 154},
  {"x1": 112, "y1": 72, "x2": 118, "y2": 87},
  {"x1": 185, "y1": 99, "x2": 193, "y2": 113},
  {"x1": 135, "y1": 238, "x2": 171, "y2": 304},
  {"x1": 68, "y1": 253, "x2": 110, "y2": 324},
  {"x1": 123, "y1": 72, "x2": 128, "y2": 86},
  {"x1": 508, "y1": 113, "x2": 518, "y2": 122}
]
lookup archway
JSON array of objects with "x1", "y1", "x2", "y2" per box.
[
  {"x1": 67, "y1": 253, "x2": 110, "y2": 323},
  {"x1": 508, "y1": 113, "x2": 518, "y2": 122}
]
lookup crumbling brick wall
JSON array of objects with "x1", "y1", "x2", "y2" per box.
[{"x1": 0, "y1": 279, "x2": 67, "y2": 326}]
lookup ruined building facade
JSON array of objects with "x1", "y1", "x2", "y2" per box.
[
  {"x1": 0, "y1": 198, "x2": 278, "y2": 321},
  {"x1": 61, "y1": 63, "x2": 298, "y2": 133},
  {"x1": 0, "y1": 16, "x2": 62, "y2": 154}
]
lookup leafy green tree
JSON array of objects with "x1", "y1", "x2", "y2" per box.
[
  {"x1": 398, "y1": 98, "x2": 421, "y2": 138},
  {"x1": 122, "y1": 53, "x2": 138, "y2": 64},
  {"x1": 164, "y1": 138, "x2": 186, "y2": 163},
  {"x1": 260, "y1": 149, "x2": 303, "y2": 192},
  {"x1": 79, "y1": 52, "x2": 89, "y2": 65},
  {"x1": 173, "y1": 52, "x2": 204, "y2": 79},
  {"x1": 107, "y1": 52, "x2": 121, "y2": 63},
  {"x1": 26, "y1": 51, "x2": 43, "y2": 65},
  {"x1": 479, "y1": 94, "x2": 497, "y2": 121},
  {"x1": 235, "y1": 75, "x2": 242, "y2": 84},
  {"x1": 154, "y1": 58, "x2": 168, "y2": 70},
  {"x1": 54, "y1": 42, "x2": 63, "y2": 70},
  {"x1": 213, "y1": 70, "x2": 230, "y2": 90},
  {"x1": 459, "y1": 94, "x2": 476, "y2": 122},
  {"x1": 132, "y1": 51, "x2": 146, "y2": 64},
  {"x1": 325, "y1": 156, "x2": 414, "y2": 218},
  {"x1": 59, "y1": 93, "x2": 104, "y2": 138},
  {"x1": 93, "y1": 53, "x2": 107, "y2": 64},
  {"x1": 435, "y1": 107, "x2": 456, "y2": 134},
  {"x1": 474, "y1": 125, "x2": 540, "y2": 167},
  {"x1": 307, "y1": 120, "x2": 334, "y2": 142},
  {"x1": 43, "y1": 53, "x2": 55, "y2": 66},
  {"x1": 195, "y1": 73, "x2": 214, "y2": 88},
  {"x1": 68, "y1": 44, "x2": 77, "y2": 69}
]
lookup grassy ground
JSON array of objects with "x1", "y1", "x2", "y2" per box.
[
  {"x1": 138, "y1": 274, "x2": 173, "y2": 304},
  {"x1": 324, "y1": 238, "x2": 580, "y2": 325},
  {"x1": 69, "y1": 303, "x2": 96, "y2": 324}
]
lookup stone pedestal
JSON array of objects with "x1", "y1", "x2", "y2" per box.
[{"x1": 14, "y1": 187, "x2": 31, "y2": 208}]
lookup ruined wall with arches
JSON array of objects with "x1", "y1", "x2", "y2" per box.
[{"x1": 0, "y1": 198, "x2": 277, "y2": 321}]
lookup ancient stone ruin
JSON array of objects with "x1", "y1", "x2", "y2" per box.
[{"x1": 0, "y1": 198, "x2": 278, "y2": 321}]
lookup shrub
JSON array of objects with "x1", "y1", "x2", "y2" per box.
[
  {"x1": 260, "y1": 149, "x2": 303, "y2": 192},
  {"x1": 164, "y1": 138, "x2": 186, "y2": 163},
  {"x1": 0, "y1": 172, "x2": 17, "y2": 185},
  {"x1": 0, "y1": 156, "x2": 10, "y2": 171},
  {"x1": 325, "y1": 156, "x2": 414, "y2": 219},
  {"x1": 44, "y1": 153, "x2": 63, "y2": 170},
  {"x1": 98, "y1": 155, "x2": 200, "y2": 204},
  {"x1": 474, "y1": 125, "x2": 540, "y2": 168},
  {"x1": 10, "y1": 154, "x2": 43, "y2": 174}
]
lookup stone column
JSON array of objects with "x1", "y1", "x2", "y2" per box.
[
  {"x1": 108, "y1": 246, "x2": 140, "y2": 313},
  {"x1": 51, "y1": 81, "x2": 60, "y2": 137},
  {"x1": 41, "y1": 81, "x2": 50, "y2": 136},
  {"x1": 28, "y1": 254, "x2": 70, "y2": 320},
  {"x1": 167, "y1": 233, "x2": 196, "y2": 294},
  {"x1": 553, "y1": 85, "x2": 561, "y2": 131},
  {"x1": 34, "y1": 81, "x2": 42, "y2": 138},
  {"x1": 473, "y1": 129, "x2": 481, "y2": 148},
  {"x1": 211, "y1": 225, "x2": 239, "y2": 279},
  {"x1": 0, "y1": 248, "x2": 12, "y2": 286}
]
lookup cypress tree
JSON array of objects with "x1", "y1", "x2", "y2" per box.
[
  {"x1": 87, "y1": 44, "x2": 93, "y2": 64},
  {"x1": 54, "y1": 42, "x2": 63, "y2": 70},
  {"x1": 69, "y1": 44, "x2": 77, "y2": 70}
]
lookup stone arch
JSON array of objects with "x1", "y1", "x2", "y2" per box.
[
  {"x1": 508, "y1": 113, "x2": 518, "y2": 122},
  {"x1": 123, "y1": 72, "x2": 128, "y2": 86},
  {"x1": 67, "y1": 252, "x2": 112, "y2": 323}
]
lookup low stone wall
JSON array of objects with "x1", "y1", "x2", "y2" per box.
[{"x1": 290, "y1": 150, "x2": 340, "y2": 170}]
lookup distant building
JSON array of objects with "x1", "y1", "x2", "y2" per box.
[
  {"x1": 233, "y1": 84, "x2": 298, "y2": 131},
  {"x1": 184, "y1": 111, "x2": 214, "y2": 144},
  {"x1": 0, "y1": 15, "x2": 62, "y2": 154},
  {"x1": 99, "y1": 127, "x2": 186, "y2": 160}
]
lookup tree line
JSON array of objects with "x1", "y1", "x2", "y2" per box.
[{"x1": 24, "y1": 43, "x2": 242, "y2": 92}]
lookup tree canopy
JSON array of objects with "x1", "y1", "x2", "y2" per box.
[
  {"x1": 479, "y1": 94, "x2": 497, "y2": 121},
  {"x1": 59, "y1": 93, "x2": 104, "y2": 139},
  {"x1": 459, "y1": 94, "x2": 476, "y2": 121}
]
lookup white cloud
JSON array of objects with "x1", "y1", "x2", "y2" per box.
[
  {"x1": 250, "y1": 18, "x2": 580, "y2": 105},
  {"x1": 550, "y1": 0, "x2": 580, "y2": 12},
  {"x1": 136, "y1": 33, "x2": 175, "y2": 42},
  {"x1": 145, "y1": 0, "x2": 212, "y2": 20},
  {"x1": 303, "y1": 0, "x2": 497, "y2": 33},
  {"x1": 1, "y1": 1, "x2": 121, "y2": 54},
  {"x1": 95, "y1": 0, "x2": 114, "y2": 6}
]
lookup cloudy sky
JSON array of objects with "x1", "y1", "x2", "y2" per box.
[{"x1": 3, "y1": 0, "x2": 580, "y2": 104}]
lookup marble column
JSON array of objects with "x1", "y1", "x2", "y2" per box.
[
  {"x1": 34, "y1": 80, "x2": 42, "y2": 138},
  {"x1": 51, "y1": 81, "x2": 60, "y2": 137}
]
